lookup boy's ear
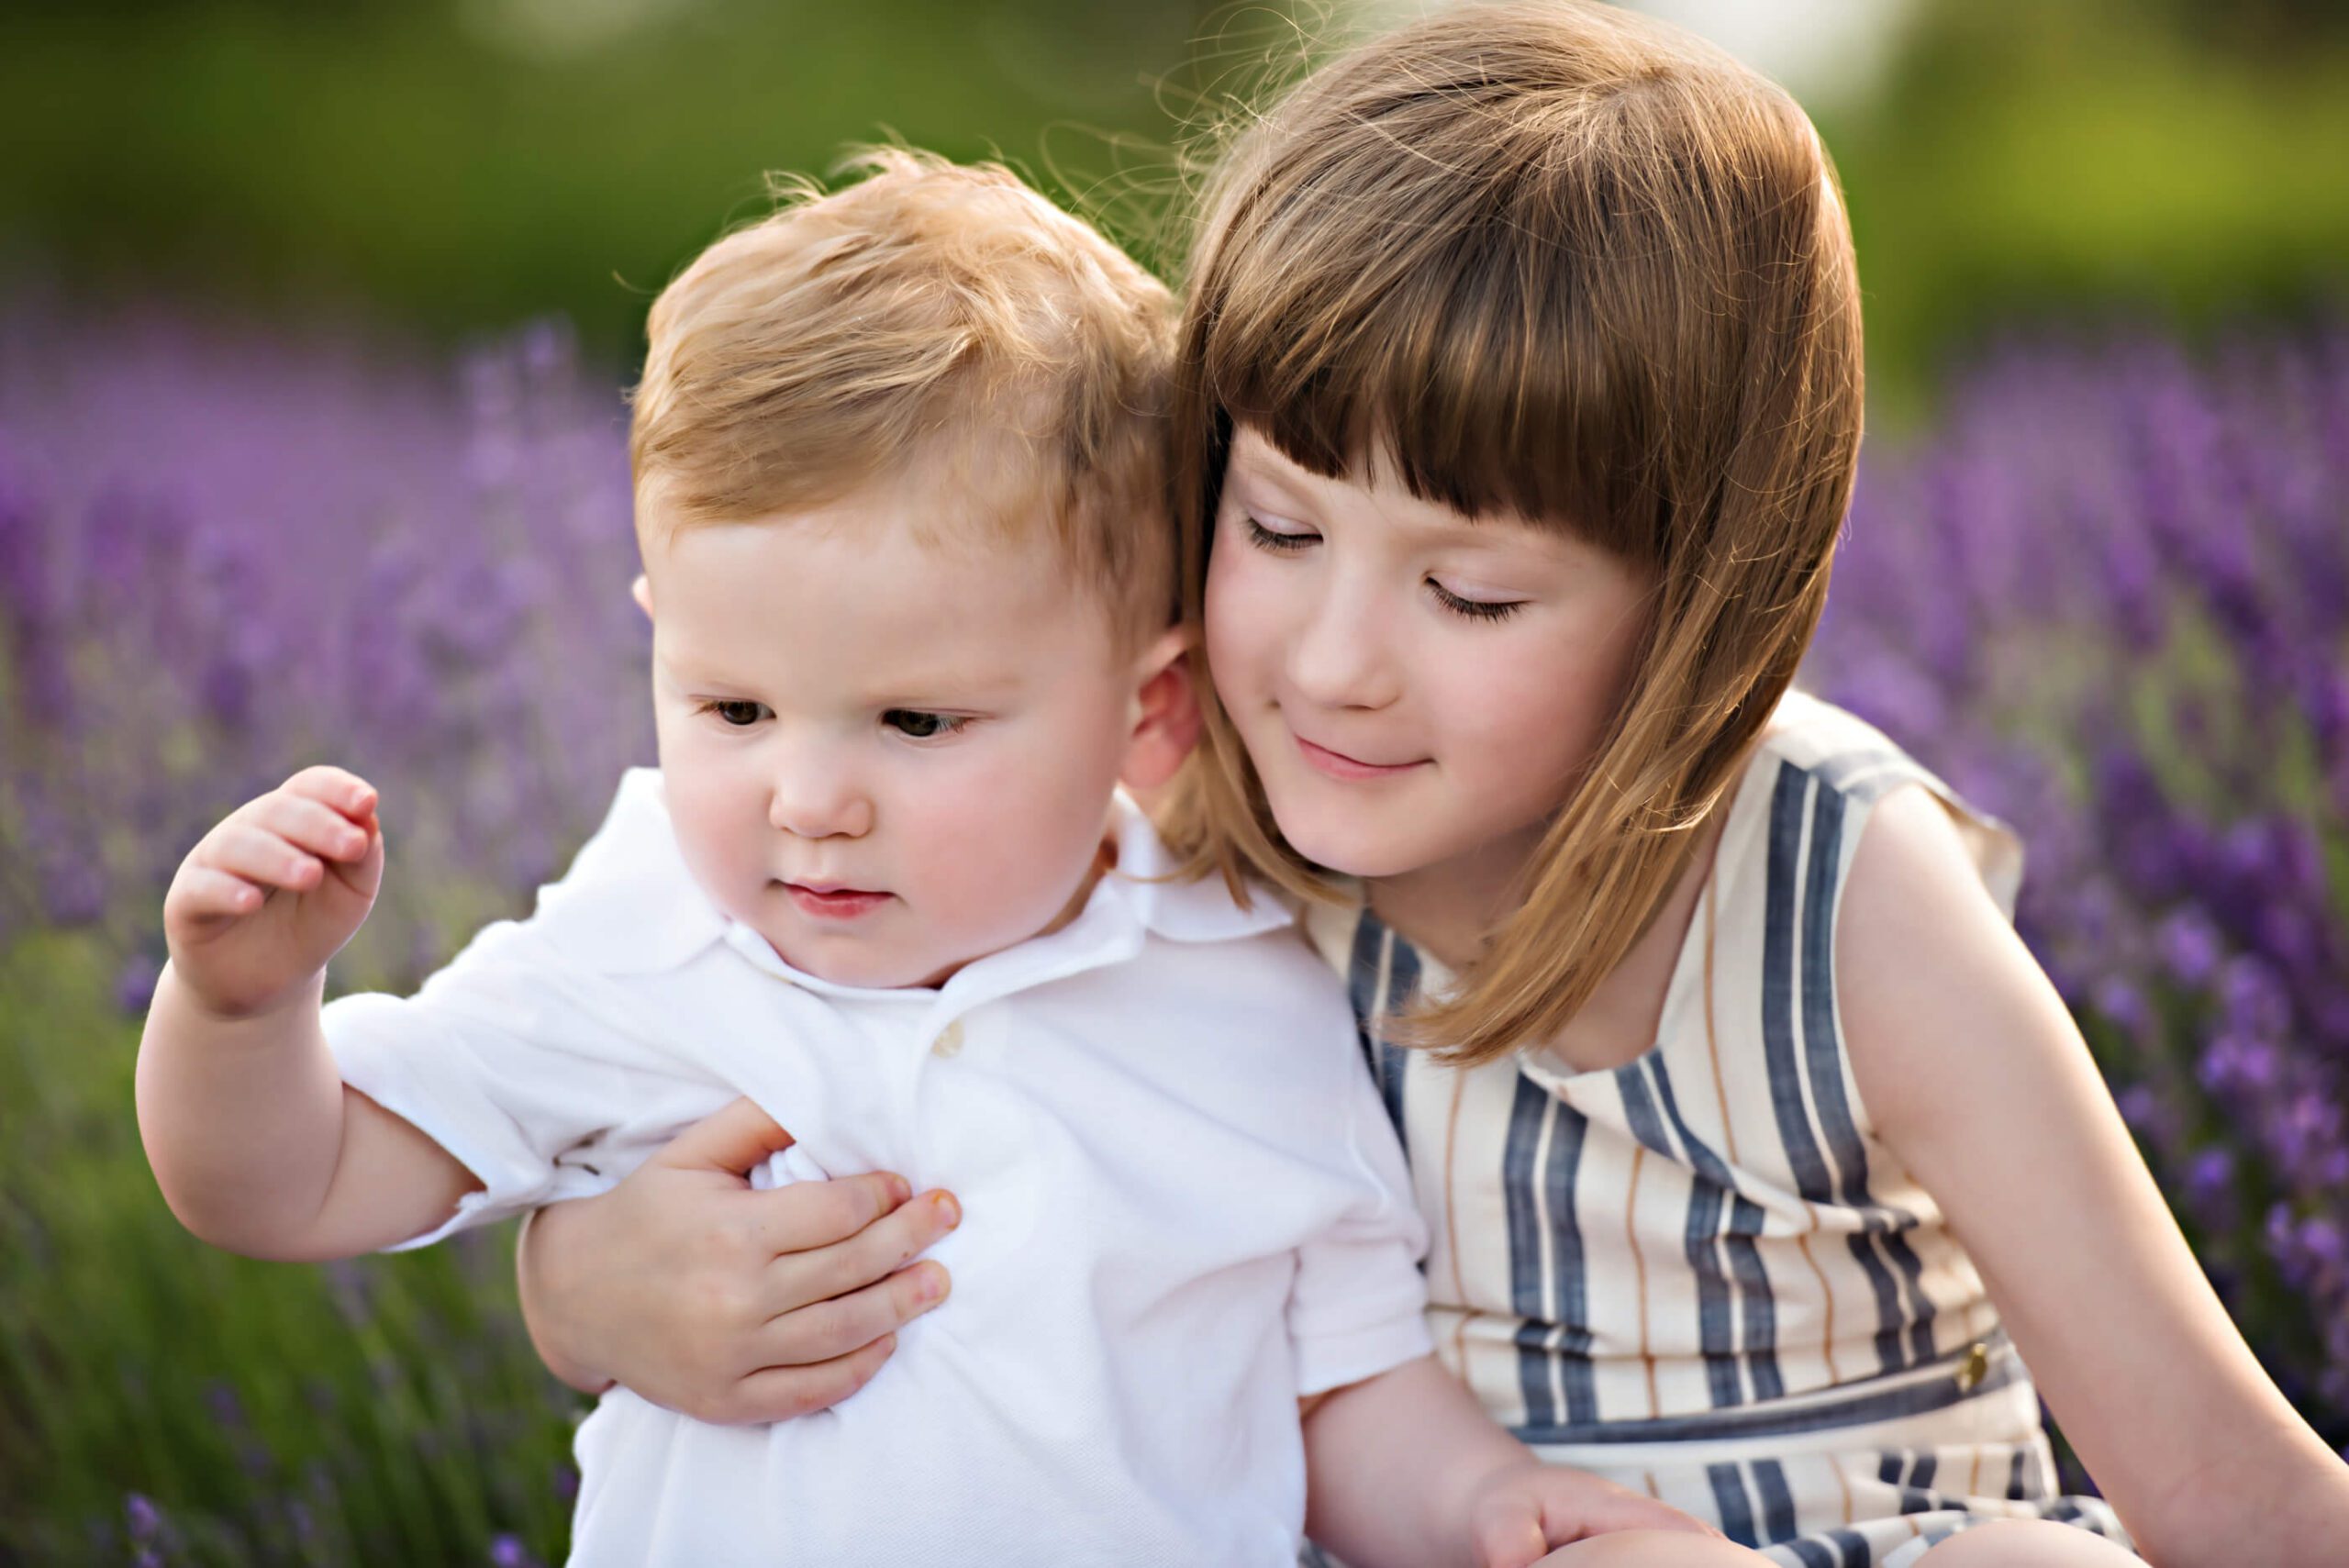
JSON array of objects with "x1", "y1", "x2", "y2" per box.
[
  {"x1": 629, "y1": 573, "x2": 653, "y2": 620},
  {"x1": 1119, "y1": 626, "x2": 1201, "y2": 794}
]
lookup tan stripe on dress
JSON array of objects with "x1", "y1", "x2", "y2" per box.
[
  {"x1": 1698, "y1": 871, "x2": 1742, "y2": 1167},
  {"x1": 1795, "y1": 1230, "x2": 1842, "y2": 1385},
  {"x1": 1443, "y1": 1069, "x2": 1472, "y2": 1372},
  {"x1": 1626, "y1": 1144, "x2": 1659, "y2": 1417}
]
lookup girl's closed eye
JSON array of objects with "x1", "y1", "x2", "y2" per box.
[
  {"x1": 1242, "y1": 512, "x2": 1319, "y2": 552},
  {"x1": 1427, "y1": 576, "x2": 1528, "y2": 623},
  {"x1": 883, "y1": 709, "x2": 972, "y2": 740}
]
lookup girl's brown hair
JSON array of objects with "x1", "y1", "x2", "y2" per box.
[{"x1": 1159, "y1": 1, "x2": 1865, "y2": 1065}]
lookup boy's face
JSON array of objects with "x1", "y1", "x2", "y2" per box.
[{"x1": 638, "y1": 483, "x2": 1178, "y2": 990}]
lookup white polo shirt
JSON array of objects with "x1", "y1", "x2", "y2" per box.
[{"x1": 325, "y1": 769, "x2": 1432, "y2": 1568}]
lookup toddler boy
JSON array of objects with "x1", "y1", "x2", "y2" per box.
[{"x1": 138, "y1": 153, "x2": 1706, "y2": 1566}]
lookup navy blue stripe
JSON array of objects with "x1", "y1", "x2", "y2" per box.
[
  {"x1": 1876, "y1": 1451, "x2": 1902, "y2": 1486},
  {"x1": 1346, "y1": 917, "x2": 1410, "y2": 1150},
  {"x1": 1795, "y1": 778, "x2": 1926, "y2": 1374},
  {"x1": 1761, "y1": 765, "x2": 1837, "y2": 1206},
  {"x1": 1648, "y1": 1062, "x2": 1786, "y2": 1403},
  {"x1": 1547, "y1": 1098, "x2": 1598, "y2": 1425},
  {"x1": 1503, "y1": 1073, "x2": 1557, "y2": 1430},
  {"x1": 1618, "y1": 1062, "x2": 1739, "y2": 1410},
  {"x1": 1753, "y1": 1459, "x2": 1798, "y2": 1545},
  {"x1": 1782, "y1": 1542, "x2": 1835, "y2": 1568},
  {"x1": 1709, "y1": 1463, "x2": 1759, "y2": 1548},
  {"x1": 2007, "y1": 1448, "x2": 2031, "y2": 1501},
  {"x1": 1909, "y1": 1451, "x2": 1938, "y2": 1492},
  {"x1": 1346, "y1": 910, "x2": 1384, "y2": 1032},
  {"x1": 1893, "y1": 1485, "x2": 1942, "y2": 1515},
  {"x1": 1378, "y1": 928, "x2": 1419, "y2": 1144},
  {"x1": 1824, "y1": 1529, "x2": 1871, "y2": 1568},
  {"x1": 1511, "y1": 1338, "x2": 2023, "y2": 1446}
]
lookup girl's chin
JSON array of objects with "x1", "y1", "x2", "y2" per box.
[{"x1": 1275, "y1": 817, "x2": 1433, "y2": 883}]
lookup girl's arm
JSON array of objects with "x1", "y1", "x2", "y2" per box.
[
  {"x1": 1839, "y1": 785, "x2": 2349, "y2": 1566},
  {"x1": 1301, "y1": 1355, "x2": 1730, "y2": 1568},
  {"x1": 515, "y1": 1097, "x2": 960, "y2": 1421}
]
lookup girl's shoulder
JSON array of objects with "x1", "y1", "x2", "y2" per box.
[{"x1": 1730, "y1": 689, "x2": 2021, "y2": 917}]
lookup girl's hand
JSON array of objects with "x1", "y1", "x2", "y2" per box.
[
  {"x1": 516, "y1": 1096, "x2": 961, "y2": 1425},
  {"x1": 1467, "y1": 1461, "x2": 1727, "y2": 1568},
  {"x1": 161, "y1": 765, "x2": 384, "y2": 1019}
]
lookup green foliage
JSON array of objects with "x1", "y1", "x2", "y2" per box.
[
  {"x1": 0, "y1": 936, "x2": 584, "y2": 1565},
  {"x1": 0, "y1": 0, "x2": 1213, "y2": 358}
]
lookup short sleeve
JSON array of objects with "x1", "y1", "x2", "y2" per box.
[
  {"x1": 324, "y1": 917, "x2": 681, "y2": 1251},
  {"x1": 1286, "y1": 1054, "x2": 1433, "y2": 1396}
]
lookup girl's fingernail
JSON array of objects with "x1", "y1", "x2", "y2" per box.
[
  {"x1": 885, "y1": 1173, "x2": 912, "y2": 1205},
  {"x1": 934, "y1": 1193, "x2": 961, "y2": 1229},
  {"x1": 918, "y1": 1267, "x2": 950, "y2": 1305}
]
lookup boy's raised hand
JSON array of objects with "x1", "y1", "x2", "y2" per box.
[{"x1": 163, "y1": 764, "x2": 384, "y2": 1019}]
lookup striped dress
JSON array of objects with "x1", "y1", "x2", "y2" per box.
[{"x1": 1300, "y1": 694, "x2": 2134, "y2": 1567}]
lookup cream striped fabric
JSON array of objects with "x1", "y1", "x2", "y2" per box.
[{"x1": 1300, "y1": 693, "x2": 2133, "y2": 1566}]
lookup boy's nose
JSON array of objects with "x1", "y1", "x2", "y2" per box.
[{"x1": 768, "y1": 763, "x2": 874, "y2": 840}]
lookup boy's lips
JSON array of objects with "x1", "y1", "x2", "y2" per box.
[
  {"x1": 780, "y1": 882, "x2": 893, "y2": 920},
  {"x1": 1291, "y1": 731, "x2": 1428, "y2": 781}
]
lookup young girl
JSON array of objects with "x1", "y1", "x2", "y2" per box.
[{"x1": 512, "y1": 5, "x2": 2349, "y2": 1563}]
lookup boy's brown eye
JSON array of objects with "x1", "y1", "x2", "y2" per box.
[
  {"x1": 884, "y1": 710, "x2": 967, "y2": 740},
  {"x1": 709, "y1": 700, "x2": 768, "y2": 727}
]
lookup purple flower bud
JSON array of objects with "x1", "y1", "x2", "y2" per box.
[
  {"x1": 2156, "y1": 910, "x2": 2221, "y2": 988},
  {"x1": 115, "y1": 953, "x2": 161, "y2": 1016},
  {"x1": 125, "y1": 1493, "x2": 161, "y2": 1543}
]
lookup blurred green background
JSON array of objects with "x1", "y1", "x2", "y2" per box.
[{"x1": 5, "y1": 0, "x2": 2343, "y2": 414}]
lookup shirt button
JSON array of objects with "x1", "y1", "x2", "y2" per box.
[
  {"x1": 1955, "y1": 1341, "x2": 1990, "y2": 1392},
  {"x1": 930, "y1": 1019, "x2": 965, "y2": 1058}
]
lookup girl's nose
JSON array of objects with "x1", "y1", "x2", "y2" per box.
[{"x1": 1287, "y1": 573, "x2": 1401, "y2": 712}]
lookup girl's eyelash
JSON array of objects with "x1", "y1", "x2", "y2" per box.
[
  {"x1": 1242, "y1": 507, "x2": 1522, "y2": 621},
  {"x1": 1428, "y1": 581, "x2": 1527, "y2": 622},
  {"x1": 1242, "y1": 514, "x2": 1317, "y2": 551}
]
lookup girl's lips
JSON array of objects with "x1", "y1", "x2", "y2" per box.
[
  {"x1": 782, "y1": 883, "x2": 892, "y2": 920},
  {"x1": 1293, "y1": 733, "x2": 1428, "y2": 781}
]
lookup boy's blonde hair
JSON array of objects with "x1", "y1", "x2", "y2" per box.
[
  {"x1": 630, "y1": 149, "x2": 1178, "y2": 641},
  {"x1": 1160, "y1": 2, "x2": 1865, "y2": 1064}
]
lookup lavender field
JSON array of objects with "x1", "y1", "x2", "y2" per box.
[{"x1": 0, "y1": 305, "x2": 2343, "y2": 1562}]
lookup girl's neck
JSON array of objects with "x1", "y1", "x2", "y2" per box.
[{"x1": 1363, "y1": 822, "x2": 1545, "y2": 974}]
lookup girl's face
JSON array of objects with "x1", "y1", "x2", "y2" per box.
[{"x1": 1205, "y1": 426, "x2": 1653, "y2": 891}]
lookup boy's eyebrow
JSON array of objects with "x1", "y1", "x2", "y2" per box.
[{"x1": 656, "y1": 647, "x2": 1030, "y2": 705}]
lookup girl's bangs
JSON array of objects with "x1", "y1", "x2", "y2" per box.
[{"x1": 1198, "y1": 195, "x2": 1636, "y2": 552}]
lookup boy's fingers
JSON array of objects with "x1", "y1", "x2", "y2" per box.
[
  {"x1": 254, "y1": 792, "x2": 373, "y2": 862},
  {"x1": 173, "y1": 865, "x2": 265, "y2": 921},
  {"x1": 284, "y1": 764, "x2": 377, "y2": 817},
  {"x1": 204, "y1": 824, "x2": 325, "y2": 892},
  {"x1": 655, "y1": 1095, "x2": 798, "y2": 1180},
  {"x1": 721, "y1": 1334, "x2": 896, "y2": 1426}
]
